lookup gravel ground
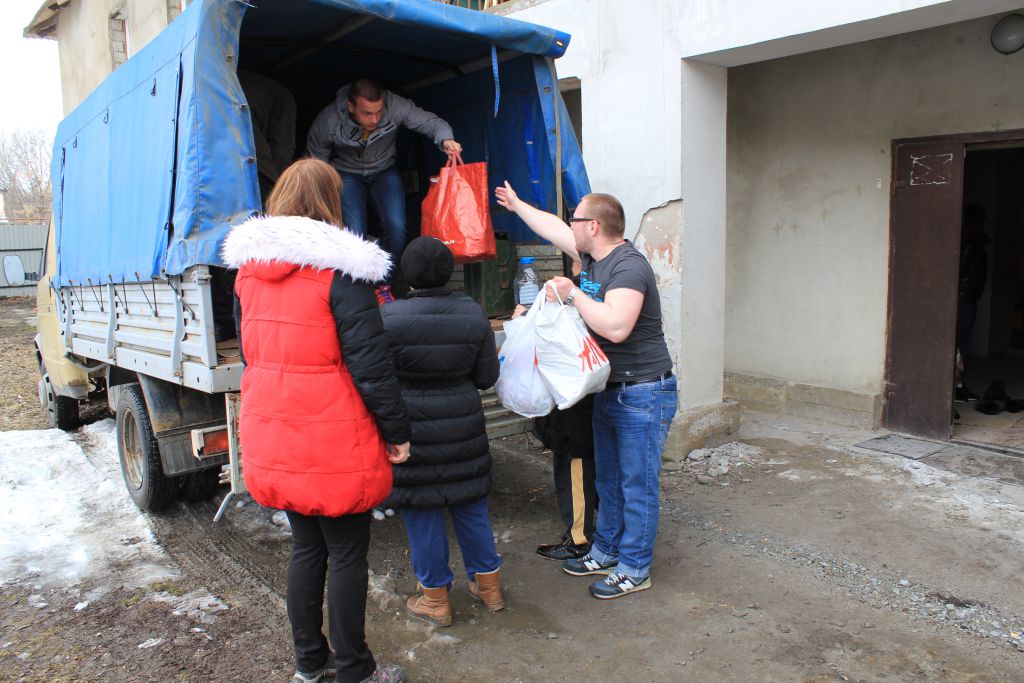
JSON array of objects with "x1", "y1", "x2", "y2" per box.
[
  {"x1": 0, "y1": 297, "x2": 47, "y2": 431},
  {"x1": 4, "y1": 294, "x2": 1024, "y2": 681},
  {"x1": 673, "y1": 442, "x2": 1024, "y2": 648}
]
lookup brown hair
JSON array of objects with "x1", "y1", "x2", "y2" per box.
[
  {"x1": 584, "y1": 193, "x2": 626, "y2": 238},
  {"x1": 265, "y1": 158, "x2": 343, "y2": 226},
  {"x1": 348, "y1": 78, "x2": 383, "y2": 103}
]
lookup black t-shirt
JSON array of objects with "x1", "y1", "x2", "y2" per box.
[{"x1": 580, "y1": 241, "x2": 673, "y2": 383}]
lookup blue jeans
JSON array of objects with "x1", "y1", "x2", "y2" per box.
[
  {"x1": 400, "y1": 497, "x2": 503, "y2": 589},
  {"x1": 588, "y1": 375, "x2": 677, "y2": 579},
  {"x1": 339, "y1": 165, "x2": 406, "y2": 283}
]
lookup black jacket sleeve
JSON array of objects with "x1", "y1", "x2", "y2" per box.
[
  {"x1": 329, "y1": 272, "x2": 410, "y2": 444},
  {"x1": 233, "y1": 291, "x2": 246, "y2": 367},
  {"x1": 470, "y1": 322, "x2": 500, "y2": 390}
]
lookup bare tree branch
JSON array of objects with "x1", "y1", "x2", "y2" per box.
[{"x1": 0, "y1": 130, "x2": 52, "y2": 221}]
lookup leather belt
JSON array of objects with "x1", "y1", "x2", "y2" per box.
[{"x1": 613, "y1": 370, "x2": 673, "y2": 388}]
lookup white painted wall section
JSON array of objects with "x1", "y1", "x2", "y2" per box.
[
  {"x1": 680, "y1": 0, "x2": 1024, "y2": 65},
  {"x1": 726, "y1": 14, "x2": 1024, "y2": 394},
  {"x1": 679, "y1": 60, "x2": 727, "y2": 407},
  {"x1": 498, "y1": 0, "x2": 684, "y2": 229},
  {"x1": 48, "y1": 0, "x2": 173, "y2": 113}
]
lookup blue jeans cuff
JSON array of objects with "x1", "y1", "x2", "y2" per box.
[
  {"x1": 589, "y1": 545, "x2": 618, "y2": 566},
  {"x1": 615, "y1": 562, "x2": 648, "y2": 580}
]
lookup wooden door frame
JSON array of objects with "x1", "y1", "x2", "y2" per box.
[{"x1": 884, "y1": 128, "x2": 1024, "y2": 436}]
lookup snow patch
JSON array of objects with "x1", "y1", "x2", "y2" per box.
[
  {"x1": 0, "y1": 421, "x2": 175, "y2": 588},
  {"x1": 153, "y1": 589, "x2": 228, "y2": 625}
]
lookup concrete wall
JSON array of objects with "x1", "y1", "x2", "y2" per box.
[
  {"x1": 53, "y1": 0, "x2": 173, "y2": 112},
  {"x1": 496, "y1": 1, "x2": 685, "y2": 231},
  {"x1": 726, "y1": 14, "x2": 1024, "y2": 396}
]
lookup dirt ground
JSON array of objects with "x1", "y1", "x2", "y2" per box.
[
  {"x1": 0, "y1": 297, "x2": 48, "y2": 431},
  {"x1": 3, "y1": 295, "x2": 1024, "y2": 682}
]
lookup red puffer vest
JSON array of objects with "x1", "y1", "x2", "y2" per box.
[{"x1": 222, "y1": 215, "x2": 394, "y2": 517}]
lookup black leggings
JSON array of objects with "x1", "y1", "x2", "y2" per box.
[{"x1": 285, "y1": 510, "x2": 376, "y2": 683}]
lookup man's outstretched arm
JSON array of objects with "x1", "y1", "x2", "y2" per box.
[{"x1": 495, "y1": 181, "x2": 579, "y2": 262}]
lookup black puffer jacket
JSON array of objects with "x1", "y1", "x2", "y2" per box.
[
  {"x1": 532, "y1": 394, "x2": 595, "y2": 458},
  {"x1": 380, "y1": 288, "x2": 500, "y2": 509}
]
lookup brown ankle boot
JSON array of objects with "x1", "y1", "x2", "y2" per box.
[
  {"x1": 406, "y1": 586, "x2": 452, "y2": 627},
  {"x1": 468, "y1": 568, "x2": 505, "y2": 612}
]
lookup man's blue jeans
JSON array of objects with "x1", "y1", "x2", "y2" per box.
[
  {"x1": 588, "y1": 375, "x2": 677, "y2": 579},
  {"x1": 339, "y1": 165, "x2": 406, "y2": 283},
  {"x1": 400, "y1": 497, "x2": 503, "y2": 589}
]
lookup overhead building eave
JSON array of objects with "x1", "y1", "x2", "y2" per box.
[{"x1": 24, "y1": 0, "x2": 73, "y2": 40}]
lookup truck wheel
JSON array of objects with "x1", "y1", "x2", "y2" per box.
[
  {"x1": 117, "y1": 384, "x2": 176, "y2": 511},
  {"x1": 39, "y1": 369, "x2": 79, "y2": 431},
  {"x1": 179, "y1": 469, "x2": 222, "y2": 502}
]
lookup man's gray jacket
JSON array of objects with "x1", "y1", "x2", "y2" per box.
[{"x1": 306, "y1": 84, "x2": 454, "y2": 176}]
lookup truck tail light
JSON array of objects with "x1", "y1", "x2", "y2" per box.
[{"x1": 191, "y1": 426, "x2": 229, "y2": 458}]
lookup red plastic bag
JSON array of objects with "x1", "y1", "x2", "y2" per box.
[{"x1": 421, "y1": 154, "x2": 496, "y2": 263}]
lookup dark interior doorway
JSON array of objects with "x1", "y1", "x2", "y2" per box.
[
  {"x1": 885, "y1": 130, "x2": 1024, "y2": 445},
  {"x1": 953, "y1": 145, "x2": 1024, "y2": 450}
]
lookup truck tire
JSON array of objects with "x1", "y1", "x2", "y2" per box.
[
  {"x1": 179, "y1": 469, "x2": 222, "y2": 502},
  {"x1": 117, "y1": 383, "x2": 176, "y2": 511},
  {"x1": 39, "y1": 368, "x2": 79, "y2": 431}
]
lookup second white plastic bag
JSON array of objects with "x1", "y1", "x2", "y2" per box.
[
  {"x1": 494, "y1": 295, "x2": 555, "y2": 418},
  {"x1": 534, "y1": 283, "x2": 611, "y2": 410}
]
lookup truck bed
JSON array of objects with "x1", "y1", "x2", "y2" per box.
[{"x1": 58, "y1": 265, "x2": 242, "y2": 394}]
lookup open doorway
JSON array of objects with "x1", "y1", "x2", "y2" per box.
[
  {"x1": 952, "y1": 145, "x2": 1024, "y2": 450},
  {"x1": 885, "y1": 130, "x2": 1024, "y2": 448}
]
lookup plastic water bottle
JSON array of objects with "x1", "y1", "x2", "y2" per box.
[{"x1": 515, "y1": 256, "x2": 540, "y2": 307}]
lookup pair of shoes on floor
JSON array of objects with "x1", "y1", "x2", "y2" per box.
[
  {"x1": 562, "y1": 553, "x2": 652, "y2": 598},
  {"x1": 975, "y1": 380, "x2": 1024, "y2": 415},
  {"x1": 536, "y1": 534, "x2": 590, "y2": 561}
]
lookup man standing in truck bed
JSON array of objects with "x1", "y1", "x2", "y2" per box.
[{"x1": 307, "y1": 79, "x2": 462, "y2": 297}]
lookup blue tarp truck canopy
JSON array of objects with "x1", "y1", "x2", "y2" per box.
[{"x1": 51, "y1": 0, "x2": 589, "y2": 288}]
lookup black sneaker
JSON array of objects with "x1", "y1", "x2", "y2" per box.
[
  {"x1": 359, "y1": 664, "x2": 406, "y2": 683},
  {"x1": 536, "y1": 538, "x2": 590, "y2": 561},
  {"x1": 955, "y1": 385, "x2": 979, "y2": 402},
  {"x1": 562, "y1": 553, "x2": 615, "y2": 576},
  {"x1": 589, "y1": 571, "x2": 652, "y2": 599}
]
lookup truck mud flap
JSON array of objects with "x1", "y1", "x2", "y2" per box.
[{"x1": 133, "y1": 375, "x2": 229, "y2": 476}]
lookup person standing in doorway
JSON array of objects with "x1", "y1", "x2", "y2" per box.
[
  {"x1": 495, "y1": 182, "x2": 677, "y2": 599},
  {"x1": 306, "y1": 79, "x2": 462, "y2": 299},
  {"x1": 955, "y1": 204, "x2": 989, "y2": 402}
]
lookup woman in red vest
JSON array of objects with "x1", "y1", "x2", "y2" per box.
[{"x1": 223, "y1": 158, "x2": 409, "y2": 683}]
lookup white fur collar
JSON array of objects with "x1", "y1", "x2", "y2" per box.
[{"x1": 221, "y1": 215, "x2": 391, "y2": 283}]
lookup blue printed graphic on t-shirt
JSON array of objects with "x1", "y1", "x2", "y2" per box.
[{"x1": 580, "y1": 270, "x2": 603, "y2": 302}]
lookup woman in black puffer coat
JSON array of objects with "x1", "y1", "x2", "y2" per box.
[{"x1": 380, "y1": 237, "x2": 503, "y2": 627}]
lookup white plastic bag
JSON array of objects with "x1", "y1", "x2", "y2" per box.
[
  {"x1": 534, "y1": 283, "x2": 611, "y2": 410},
  {"x1": 495, "y1": 296, "x2": 555, "y2": 418}
]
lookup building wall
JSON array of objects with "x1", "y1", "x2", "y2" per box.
[
  {"x1": 494, "y1": 1, "x2": 685, "y2": 231},
  {"x1": 54, "y1": 0, "x2": 175, "y2": 113},
  {"x1": 726, "y1": 14, "x2": 1024, "y2": 395}
]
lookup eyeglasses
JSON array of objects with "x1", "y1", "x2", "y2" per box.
[{"x1": 568, "y1": 217, "x2": 595, "y2": 224}]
